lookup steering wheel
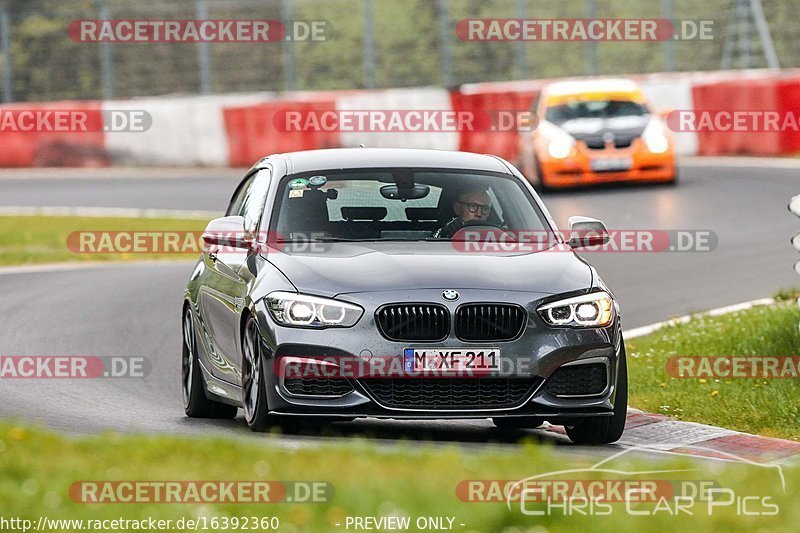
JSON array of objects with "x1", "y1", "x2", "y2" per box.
[{"x1": 451, "y1": 220, "x2": 517, "y2": 241}]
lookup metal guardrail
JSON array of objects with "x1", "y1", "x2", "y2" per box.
[{"x1": 0, "y1": 0, "x2": 795, "y2": 103}]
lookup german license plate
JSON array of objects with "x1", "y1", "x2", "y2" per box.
[
  {"x1": 591, "y1": 156, "x2": 632, "y2": 172},
  {"x1": 404, "y1": 348, "x2": 500, "y2": 373}
]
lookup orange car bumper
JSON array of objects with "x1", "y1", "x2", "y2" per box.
[{"x1": 538, "y1": 142, "x2": 676, "y2": 188}]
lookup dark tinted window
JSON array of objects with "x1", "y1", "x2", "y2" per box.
[
  {"x1": 271, "y1": 169, "x2": 551, "y2": 242},
  {"x1": 546, "y1": 99, "x2": 649, "y2": 125}
]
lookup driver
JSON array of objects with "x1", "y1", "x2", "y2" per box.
[{"x1": 433, "y1": 186, "x2": 492, "y2": 238}]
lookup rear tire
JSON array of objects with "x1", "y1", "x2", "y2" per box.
[
  {"x1": 242, "y1": 316, "x2": 278, "y2": 432},
  {"x1": 564, "y1": 345, "x2": 628, "y2": 445},
  {"x1": 492, "y1": 417, "x2": 545, "y2": 430},
  {"x1": 182, "y1": 308, "x2": 238, "y2": 419}
]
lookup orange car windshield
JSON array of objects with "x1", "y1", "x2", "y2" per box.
[{"x1": 546, "y1": 99, "x2": 650, "y2": 126}]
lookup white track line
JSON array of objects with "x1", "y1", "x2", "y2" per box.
[
  {"x1": 680, "y1": 156, "x2": 800, "y2": 169},
  {"x1": 624, "y1": 298, "x2": 776, "y2": 339},
  {"x1": 0, "y1": 167, "x2": 245, "y2": 180},
  {"x1": 0, "y1": 260, "x2": 196, "y2": 276},
  {"x1": 0, "y1": 206, "x2": 219, "y2": 219}
]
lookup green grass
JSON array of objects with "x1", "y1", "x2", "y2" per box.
[
  {"x1": 0, "y1": 422, "x2": 797, "y2": 532},
  {"x1": 626, "y1": 301, "x2": 800, "y2": 440},
  {"x1": 0, "y1": 216, "x2": 207, "y2": 265}
]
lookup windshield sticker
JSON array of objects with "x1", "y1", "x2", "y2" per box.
[
  {"x1": 289, "y1": 189, "x2": 304, "y2": 198},
  {"x1": 308, "y1": 175, "x2": 328, "y2": 187},
  {"x1": 288, "y1": 178, "x2": 309, "y2": 189}
]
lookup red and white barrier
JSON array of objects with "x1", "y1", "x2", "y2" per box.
[
  {"x1": 691, "y1": 74, "x2": 800, "y2": 156},
  {"x1": 3, "y1": 69, "x2": 800, "y2": 168},
  {"x1": 638, "y1": 76, "x2": 698, "y2": 156},
  {"x1": 103, "y1": 94, "x2": 272, "y2": 167},
  {"x1": 0, "y1": 101, "x2": 107, "y2": 167},
  {"x1": 335, "y1": 87, "x2": 459, "y2": 151},
  {"x1": 223, "y1": 92, "x2": 343, "y2": 167}
]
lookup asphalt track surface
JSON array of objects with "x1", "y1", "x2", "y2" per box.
[{"x1": 0, "y1": 160, "x2": 797, "y2": 455}]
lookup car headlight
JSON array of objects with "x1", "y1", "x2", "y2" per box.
[
  {"x1": 266, "y1": 292, "x2": 363, "y2": 328},
  {"x1": 537, "y1": 291, "x2": 615, "y2": 327},
  {"x1": 642, "y1": 120, "x2": 669, "y2": 153},
  {"x1": 547, "y1": 136, "x2": 576, "y2": 159}
]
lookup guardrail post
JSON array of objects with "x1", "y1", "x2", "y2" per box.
[
  {"x1": 513, "y1": 0, "x2": 528, "y2": 79},
  {"x1": 0, "y1": 3, "x2": 13, "y2": 103},
  {"x1": 585, "y1": 0, "x2": 597, "y2": 76},
  {"x1": 362, "y1": 0, "x2": 377, "y2": 89},
  {"x1": 436, "y1": 0, "x2": 452, "y2": 87},
  {"x1": 95, "y1": 0, "x2": 114, "y2": 100},
  {"x1": 195, "y1": 0, "x2": 212, "y2": 95},
  {"x1": 281, "y1": 0, "x2": 296, "y2": 91}
]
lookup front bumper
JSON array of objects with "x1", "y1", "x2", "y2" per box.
[
  {"x1": 538, "y1": 140, "x2": 675, "y2": 188},
  {"x1": 253, "y1": 289, "x2": 623, "y2": 421}
]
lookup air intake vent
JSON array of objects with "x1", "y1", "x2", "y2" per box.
[
  {"x1": 376, "y1": 304, "x2": 450, "y2": 342},
  {"x1": 360, "y1": 377, "x2": 542, "y2": 409},
  {"x1": 283, "y1": 377, "x2": 354, "y2": 397},
  {"x1": 455, "y1": 304, "x2": 526, "y2": 341},
  {"x1": 545, "y1": 362, "x2": 608, "y2": 397}
]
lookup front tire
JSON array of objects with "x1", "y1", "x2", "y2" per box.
[
  {"x1": 242, "y1": 316, "x2": 277, "y2": 431},
  {"x1": 182, "y1": 308, "x2": 238, "y2": 419},
  {"x1": 564, "y1": 345, "x2": 628, "y2": 445}
]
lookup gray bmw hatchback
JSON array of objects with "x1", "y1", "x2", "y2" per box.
[{"x1": 182, "y1": 148, "x2": 627, "y2": 444}]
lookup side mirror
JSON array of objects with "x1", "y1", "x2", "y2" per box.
[
  {"x1": 567, "y1": 216, "x2": 609, "y2": 248},
  {"x1": 202, "y1": 216, "x2": 254, "y2": 250}
]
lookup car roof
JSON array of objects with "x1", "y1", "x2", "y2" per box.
[
  {"x1": 261, "y1": 148, "x2": 511, "y2": 175},
  {"x1": 543, "y1": 78, "x2": 643, "y2": 97}
]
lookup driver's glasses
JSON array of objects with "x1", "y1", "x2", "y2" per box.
[{"x1": 457, "y1": 201, "x2": 491, "y2": 215}]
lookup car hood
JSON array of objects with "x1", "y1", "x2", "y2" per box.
[
  {"x1": 557, "y1": 115, "x2": 650, "y2": 141},
  {"x1": 265, "y1": 242, "x2": 593, "y2": 297}
]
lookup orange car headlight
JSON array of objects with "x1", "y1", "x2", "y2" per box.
[{"x1": 642, "y1": 120, "x2": 669, "y2": 154}]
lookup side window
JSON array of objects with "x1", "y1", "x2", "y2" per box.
[
  {"x1": 226, "y1": 174, "x2": 256, "y2": 217},
  {"x1": 242, "y1": 168, "x2": 271, "y2": 232}
]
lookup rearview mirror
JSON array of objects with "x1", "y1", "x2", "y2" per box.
[
  {"x1": 380, "y1": 184, "x2": 430, "y2": 201},
  {"x1": 567, "y1": 216, "x2": 609, "y2": 248},
  {"x1": 202, "y1": 216, "x2": 254, "y2": 250}
]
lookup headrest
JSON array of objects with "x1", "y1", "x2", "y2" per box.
[
  {"x1": 405, "y1": 207, "x2": 440, "y2": 222},
  {"x1": 341, "y1": 207, "x2": 387, "y2": 221}
]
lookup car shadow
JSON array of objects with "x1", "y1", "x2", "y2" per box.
[{"x1": 258, "y1": 417, "x2": 576, "y2": 447}]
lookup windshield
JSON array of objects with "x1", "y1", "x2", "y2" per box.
[
  {"x1": 545, "y1": 99, "x2": 650, "y2": 126},
  {"x1": 270, "y1": 169, "x2": 552, "y2": 243}
]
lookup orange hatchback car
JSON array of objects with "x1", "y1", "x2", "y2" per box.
[{"x1": 518, "y1": 78, "x2": 677, "y2": 190}]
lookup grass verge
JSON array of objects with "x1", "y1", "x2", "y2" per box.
[
  {"x1": 0, "y1": 422, "x2": 797, "y2": 532},
  {"x1": 0, "y1": 215, "x2": 207, "y2": 266},
  {"x1": 626, "y1": 300, "x2": 800, "y2": 440}
]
